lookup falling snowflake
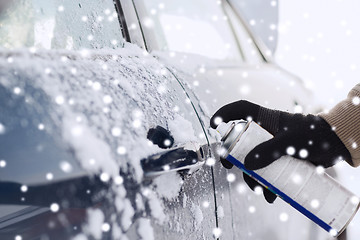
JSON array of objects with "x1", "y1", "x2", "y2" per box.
[
  {"x1": 299, "y1": 149, "x2": 308, "y2": 158},
  {"x1": 212, "y1": 228, "x2": 222, "y2": 238},
  {"x1": 351, "y1": 196, "x2": 360, "y2": 205},
  {"x1": 55, "y1": 95, "x2": 65, "y2": 105},
  {"x1": 132, "y1": 119, "x2": 142, "y2": 128},
  {"x1": 58, "y1": 5, "x2": 64, "y2": 12},
  {"x1": 103, "y1": 95, "x2": 113, "y2": 104},
  {"x1": 202, "y1": 201, "x2": 210, "y2": 208},
  {"x1": 292, "y1": 174, "x2": 302, "y2": 184},
  {"x1": 20, "y1": 185, "x2": 28, "y2": 192},
  {"x1": 92, "y1": 82, "x2": 102, "y2": 91},
  {"x1": 102, "y1": 223, "x2": 111, "y2": 232},
  {"x1": 206, "y1": 158, "x2": 215, "y2": 166},
  {"x1": 13, "y1": 87, "x2": 21, "y2": 95},
  {"x1": 226, "y1": 173, "x2": 236, "y2": 183},
  {"x1": 50, "y1": 203, "x2": 60, "y2": 212},
  {"x1": 279, "y1": 212, "x2": 289, "y2": 222},
  {"x1": 248, "y1": 206, "x2": 256, "y2": 213},
  {"x1": 0, "y1": 160, "x2": 6, "y2": 168},
  {"x1": 329, "y1": 229, "x2": 338, "y2": 237},
  {"x1": 114, "y1": 176, "x2": 124, "y2": 185},
  {"x1": 316, "y1": 166, "x2": 325, "y2": 175},
  {"x1": 286, "y1": 146, "x2": 296, "y2": 156},
  {"x1": 100, "y1": 172, "x2": 110, "y2": 182},
  {"x1": 46, "y1": 173, "x2": 53, "y2": 180},
  {"x1": 245, "y1": 182, "x2": 259, "y2": 193},
  {"x1": 111, "y1": 127, "x2": 122, "y2": 137},
  {"x1": 237, "y1": 183, "x2": 247, "y2": 194},
  {"x1": 38, "y1": 123, "x2": 45, "y2": 130},
  {"x1": 15, "y1": 235, "x2": 22, "y2": 240},
  {"x1": 117, "y1": 146, "x2": 127, "y2": 155},
  {"x1": 310, "y1": 199, "x2": 320, "y2": 209},
  {"x1": 0, "y1": 123, "x2": 5, "y2": 134},
  {"x1": 60, "y1": 161, "x2": 73, "y2": 173},
  {"x1": 352, "y1": 97, "x2": 360, "y2": 105}
]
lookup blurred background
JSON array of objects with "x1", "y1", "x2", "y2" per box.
[{"x1": 275, "y1": 0, "x2": 360, "y2": 238}]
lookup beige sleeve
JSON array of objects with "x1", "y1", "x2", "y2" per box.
[{"x1": 319, "y1": 84, "x2": 360, "y2": 167}]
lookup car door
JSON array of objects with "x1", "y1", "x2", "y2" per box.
[
  {"x1": 124, "y1": 0, "x2": 323, "y2": 240},
  {"x1": 0, "y1": 1, "x2": 216, "y2": 240}
]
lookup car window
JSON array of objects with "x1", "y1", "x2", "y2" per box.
[
  {"x1": 0, "y1": 0, "x2": 124, "y2": 50},
  {"x1": 138, "y1": 0, "x2": 243, "y2": 62},
  {"x1": 223, "y1": 2, "x2": 263, "y2": 64}
]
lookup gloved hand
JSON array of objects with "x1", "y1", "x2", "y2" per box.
[{"x1": 210, "y1": 100, "x2": 351, "y2": 203}]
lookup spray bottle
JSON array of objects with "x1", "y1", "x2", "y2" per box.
[{"x1": 216, "y1": 120, "x2": 360, "y2": 237}]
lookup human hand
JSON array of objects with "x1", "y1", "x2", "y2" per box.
[{"x1": 210, "y1": 100, "x2": 351, "y2": 203}]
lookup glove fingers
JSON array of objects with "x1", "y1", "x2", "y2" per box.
[
  {"x1": 220, "y1": 157, "x2": 234, "y2": 169},
  {"x1": 244, "y1": 132, "x2": 292, "y2": 170},
  {"x1": 243, "y1": 173, "x2": 277, "y2": 203},
  {"x1": 210, "y1": 100, "x2": 260, "y2": 128}
]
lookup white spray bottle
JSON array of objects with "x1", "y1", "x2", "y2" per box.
[{"x1": 216, "y1": 120, "x2": 360, "y2": 237}]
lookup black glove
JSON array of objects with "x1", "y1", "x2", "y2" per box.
[{"x1": 210, "y1": 100, "x2": 351, "y2": 203}]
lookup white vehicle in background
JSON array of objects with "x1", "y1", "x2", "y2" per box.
[{"x1": 0, "y1": 0, "x2": 334, "y2": 240}]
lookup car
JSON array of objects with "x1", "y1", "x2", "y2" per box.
[{"x1": 0, "y1": 0, "x2": 332, "y2": 240}]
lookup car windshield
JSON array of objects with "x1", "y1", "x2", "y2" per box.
[
  {"x1": 0, "y1": 0, "x2": 124, "y2": 50},
  {"x1": 140, "y1": 0, "x2": 242, "y2": 61}
]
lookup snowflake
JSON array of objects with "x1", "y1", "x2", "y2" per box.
[
  {"x1": 248, "y1": 206, "x2": 256, "y2": 213},
  {"x1": 236, "y1": 183, "x2": 247, "y2": 194},
  {"x1": 55, "y1": 95, "x2": 65, "y2": 105},
  {"x1": 0, "y1": 123, "x2": 6, "y2": 134},
  {"x1": 15, "y1": 235, "x2": 22, "y2": 240},
  {"x1": 226, "y1": 173, "x2": 236, "y2": 183},
  {"x1": 100, "y1": 173, "x2": 110, "y2": 182},
  {"x1": 46, "y1": 173, "x2": 53, "y2": 180},
  {"x1": 103, "y1": 95, "x2": 113, "y2": 104},
  {"x1": 114, "y1": 176, "x2": 124, "y2": 185},
  {"x1": 111, "y1": 127, "x2": 121, "y2": 137},
  {"x1": 102, "y1": 223, "x2": 111, "y2": 232},
  {"x1": 0, "y1": 160, "x2": 6, "y2": 168},
  {"x1": 212, "y1": 228, "x2": 222, "y2": 238},
  {"x1": 254, "y1": 186, "x2": 263, "y2": 195},
  {"x1": 352, "y1": 97, "x2": 360, "y2": 105},
  {"x1": 60, "y1": 161, "x2": 73, "y2": 173},
  {"x1": 13, "y1": 87, "x2": 21, "y2": 95},
  {"x1": 286, "y1": 146, "x2": 296, "y2": 155},
  {"x1": 132, "y1": 119, "x2": 142, "y2": 128},
  {"x1": 279, "y1": 212, "x2": 289, "y2": 222},
  {"x1": 202, "y1": 201, "x2": 210, "y2": 208},
  {"x1": 20, "y1": 185, "x2": 28, "y2": 192},
  {"x1": 58, "y1": 5, "x2": 64, "y2": 12},
  {"x1": 206, "y1": 158, "x2": 215, "y2": 166},
  {"x1": 316, "y1": 166, "x2": 325, "y2": 175},
  {"x1": 299, "y1": 149, "x2": 308, "y2": 158},
  {"x1": 117, "y1": 146, "x2": 127, "y2": 155},
  {"x1": 50, "y1": 203, "x2": 60, "y2": 212},
  {"x1": 310, "y1": 199, "x2": 320, "y2": 209}
]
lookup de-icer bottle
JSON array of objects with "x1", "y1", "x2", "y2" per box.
[{"x1": 216, "y1": 120, "x2": 360, "y2": 237}]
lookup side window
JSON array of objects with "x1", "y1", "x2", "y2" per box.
[
  {"x1": 137, "y1": 0, "x2": 243, "y2": 62},
  {"x1": 0, "y1": 0, "x2": 124, "y2": 50},
  {"x1": 223, "y1": 2, "x2": 263, "y2": 64}
]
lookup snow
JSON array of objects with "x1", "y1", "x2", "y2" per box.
[
  {"x1": 121, "y1": 199, "x2": 135, "y2": 231},
  {"x1": 191, "y1": 203, "x2": 204, "y2": 228},
  {"x1": 217, "y1": 205, "x2": 224, "y2": 219},
  {"x1": 147, "y1": 192, "x2": 166, "y2": 224},
  {"x1": 0, "y1": 43, "x2": 199, "y2": 239},
  {"x1": 137, "y1": 218, "x2": 154, "y2": 240},
  {"x1": 153, "y1": 172, "x2": 183, "y2": 200},
  {"x1": 168, "y1": 114, "x2": 197, "y2": 143},
  {"x1": 85, "y1": 208, "x2": 104, "y2": 239}
]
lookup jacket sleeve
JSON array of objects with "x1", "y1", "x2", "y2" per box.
[{"x1": 319, "y1": 84, "x2": 360, "y2": 167}]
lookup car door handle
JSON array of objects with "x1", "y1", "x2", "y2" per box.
[{"x1": 141, "y1": 142, "x2": 207, "y2": 179}]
